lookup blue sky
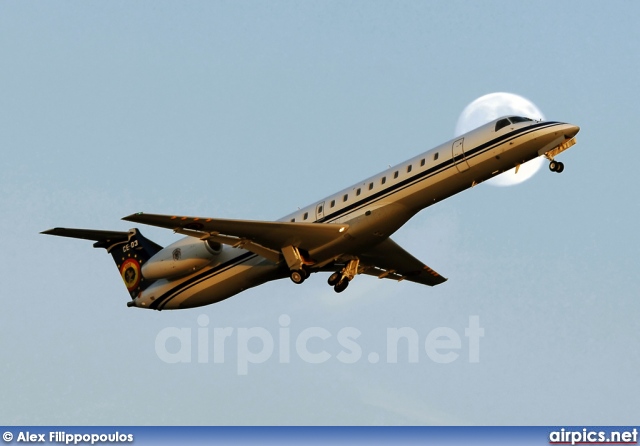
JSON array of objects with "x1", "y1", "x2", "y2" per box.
[{"x1": 1, "y1": 1, "x2": 639, "y2": 425}]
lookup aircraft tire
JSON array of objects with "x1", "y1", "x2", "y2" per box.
[
  {"x1": 290, "y1": 270, "x2": 306, "y2": 284},
  {"x1": 328, "y1": 272, "x2": 341, "y2": 286},
  {"x1": 334, "y1": 278, "x2": 349, "y2": 293}
]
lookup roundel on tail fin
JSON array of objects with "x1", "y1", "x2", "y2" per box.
[{"x1": 120, "y1": 258, "x2": 141, "y2": 292}]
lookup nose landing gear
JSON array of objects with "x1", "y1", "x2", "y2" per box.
[
  {"x1": 549, "y1": 160, "x2": 565, "y2": 173},
  {"x1": 544, "y1": 137, "x2": 576, "y2": 174}
]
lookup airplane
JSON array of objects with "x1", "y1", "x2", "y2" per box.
[{"x1": 42, "y1": 116, "x2": 579, "y2": 310}]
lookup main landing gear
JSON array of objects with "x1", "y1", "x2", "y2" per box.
[
  {"x1": 283, "y1": 244, "x2": 360, "y2": 294},
  {"x1": 327, "y1": 259, "x2": 360, "y2": 293},
  {"x1": 549, "y1": 160, "x2": 565, "y2": 173},
  {"x1": 283, "y1": 245, "x2": 313, "y2": 285}
]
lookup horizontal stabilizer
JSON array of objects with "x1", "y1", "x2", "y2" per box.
[
  {"x1": 41, "y1": 227, "x2": 133, "y2": 250},
  {"x1": 41, "y1": 227, "x2": 130, "y2": 243}
]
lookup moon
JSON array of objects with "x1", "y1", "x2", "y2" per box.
[{"x1": 455, "y1": 92, "x2": 545, "y2": 187}]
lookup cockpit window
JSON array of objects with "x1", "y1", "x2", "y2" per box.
[
  {"x1": 495, "y1": 118, "x2": 511, "y2": 132},
  {"x1": 509, "y1": 116, "x2": 532, "y2": 124}
]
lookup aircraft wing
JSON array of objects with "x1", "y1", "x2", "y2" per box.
[
  {"x1": 122, "y1": 212, "x2": 348, "y2": 263},
  {"x1": 358, "y1": 238, "x2": 447, "y2": 286}
]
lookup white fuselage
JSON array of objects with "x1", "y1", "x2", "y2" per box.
[{"x1": 134, "y1": 118, "x2": 579, "y2": 310}]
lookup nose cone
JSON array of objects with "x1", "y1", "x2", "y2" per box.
[{"x1": 565, "y1": 124, "x2": 580, "y2": 139}]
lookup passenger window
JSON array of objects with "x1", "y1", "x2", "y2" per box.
[
  {"x1": 343, "y1": 194, "x2": 348, "y2": 202},
  {"x1": 407, "y1": 165, "x2": 412, "y2": 173},
  {"x1": 433, "y1": 152, "x2": 439, "y2": 161},
  {"x1": 381, "y1": 177, "x2": 386, "y2": 185},
  {"x1": 303, "y1": 212, "x2": 308, "y2": 220},
  {"x1": 394, "y1": 171, "x2": 398, "y2": 179},
  {"x1": 495, "y1": 118, "x2": 511, "y2": 131},
  {"x1": 290, "y1": 218, "x2": 295, "y2": 222},
  {"x1": 330, "y1": 200, "x2": 335, "y2": 208},
  {"x1": 356, "y1": 188, "x2": 361, "y2": 196},
  {"x1": 369, "y1": 182, "x2": 374, "y2": 190},
  {"x1": 420, "y1": 159, "x2": 425, "y2": 167}
]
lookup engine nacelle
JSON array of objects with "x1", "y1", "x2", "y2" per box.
[{"x1": 141, "y1": 237, "x2": 222, "y2": 280}]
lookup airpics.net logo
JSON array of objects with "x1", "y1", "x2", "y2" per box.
[{"x1": 154, "y1": 315, "x2": 485, "y2": 375}]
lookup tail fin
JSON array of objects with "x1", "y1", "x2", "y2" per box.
[{"x1": 41, "y1": 227, "x2": 163, "y2": 299}]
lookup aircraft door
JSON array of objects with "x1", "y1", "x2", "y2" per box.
[
  {"x1": 452, "y1": 138, "x2": 470, "y2": 172},
  {"x1": 316, "y1": 202, "x2": 325, "y2": 220}
]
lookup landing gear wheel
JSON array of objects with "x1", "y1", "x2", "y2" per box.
[
  {"x1": 328, "y1": 272, "x2": 341, "y2": 286},
  {"x1": 556, "y1": 162, "x2": 565, "y2": 173},
  {"x1": 290, "y1": 269, "x2": 306, "y2": 284},
  {"x1": 334, "y1": 278, "x2": 349, "y2": 293},
  {"x1": 549, "y1": 161, "x2": 558, "y2": 172}
]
